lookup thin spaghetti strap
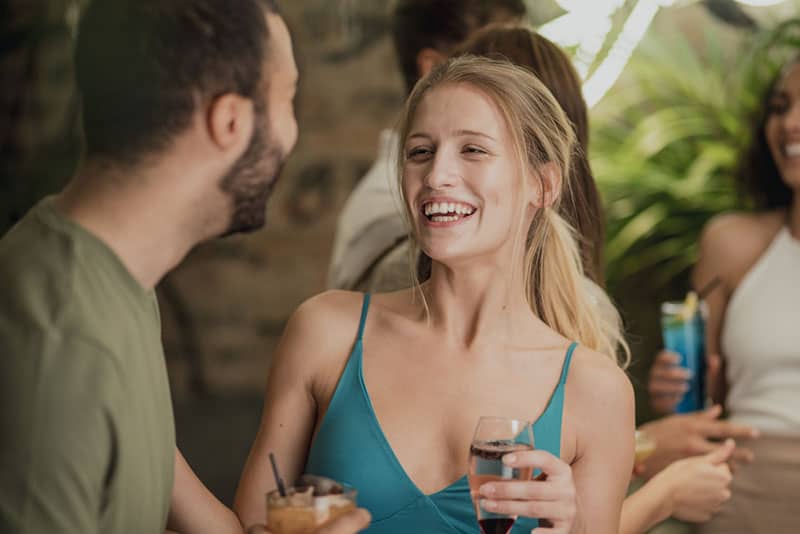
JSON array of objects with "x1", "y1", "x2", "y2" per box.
[
  {"x1": 356, "y1": 293, "x2": 371, "y2": 342},
  {"x1": 559, "y1": 342, "x2": 578, "y2": 385}
]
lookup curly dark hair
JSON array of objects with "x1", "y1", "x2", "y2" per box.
[{"x1": 736, "y1": 62, "x2": 796, "y2": 210}]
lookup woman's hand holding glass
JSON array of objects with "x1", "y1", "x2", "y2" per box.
[{"x1": 477, "y1": 449, "x2": 577, "y2": 533}]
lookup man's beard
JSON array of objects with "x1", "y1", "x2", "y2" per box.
[{"x1": 219, "y1": 106, "x2": 286, "y2": 237}]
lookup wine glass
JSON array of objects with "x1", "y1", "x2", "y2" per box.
[{"x1": 468, "y1": 416, "x2": 534, "y2": 534}]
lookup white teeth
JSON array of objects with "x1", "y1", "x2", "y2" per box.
[
  {"x1": 422, "y1": 201, "x2": 476, "y2": 216},
  {"x1": 431, "y1": 215, "x2": 459, "y2": 222},
  {"x1": 786, "y1": 144, "x2": 800, "y2": 157}
]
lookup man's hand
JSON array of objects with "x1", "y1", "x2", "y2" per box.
[{"x1": 635, "y1": 405, "x2": 758, "y2": 479}]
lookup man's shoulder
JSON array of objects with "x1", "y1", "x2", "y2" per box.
[
  {"x1": 1, "y1": 200, "x2": 74, "y2": 264},
  {"x1": 0, "y1": 205, "x2": 139, "y2": 374},
  {"x1": 0, "y1": 206, "x2": 81, "y2": 330}
]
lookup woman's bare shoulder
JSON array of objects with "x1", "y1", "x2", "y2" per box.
[
  {"x1": 698, "y1": 210, "x2": 785, "y2": 285},
  {"x1": 566, "y1": 345, "x2": 634, "y2": 419},
  {"x1": 294, "y1": 289, "x2": 366, "y2": 321},
  {"x1": 702, "y1": 210, "x2": 783, "y2": 243},
  {"x1": 561, "y1": 345, "x2": 635, "y2": 461},
  {"x1": 277, "y1": 290, "x2": 367, "y2": 364},
  {"x1": 292, "y1": 288, "x2": 421, "y2": 348}
]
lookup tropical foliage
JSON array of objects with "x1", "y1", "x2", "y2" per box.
[{"x1": 592, "y1": 17, "x2": 800, "y2": 294}]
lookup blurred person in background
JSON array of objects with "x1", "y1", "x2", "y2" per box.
[{"x1": 650, "y1": 56, "x2": 800, "y2": 534}]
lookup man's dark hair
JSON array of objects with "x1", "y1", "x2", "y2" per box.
[
  {"x1": 75, "y1": 0, "x2": 280, "y2": 165},
  {"x1": 390, "y1": 0, "x2": 526, "y2": 94}
]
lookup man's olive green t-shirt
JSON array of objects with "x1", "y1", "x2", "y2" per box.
[{"x1": 0, "y1": 198, "x2": 175, "y2": 532}]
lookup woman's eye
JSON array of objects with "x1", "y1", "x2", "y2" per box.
[
  {"x1": 407, "y1": 147, "x2": 433, "y2": 159},
  {"x1": 463, "y1": 146, "x2": 487, "y2": 155}
]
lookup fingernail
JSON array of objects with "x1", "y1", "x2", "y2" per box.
[
  {"x1": 503, "y1": 454, "x2": 517, "y2": 464},
  {"x1": 481, "y1": 499, "x2": 497, "y2": 511},
  {"x1": 480, "y1": 484, "x2": 496, "y2": 496}
]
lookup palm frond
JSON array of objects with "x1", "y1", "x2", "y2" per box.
[{"x1": 592, "y1": 18, "x2": 799, "y2": 294}]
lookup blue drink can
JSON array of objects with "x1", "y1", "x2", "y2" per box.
[{"x1": 660, "y1": 301, "x2": 706, "y2": 413}]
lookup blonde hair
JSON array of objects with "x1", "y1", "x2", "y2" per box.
[{"x1": 396, "y1": 56, "x2": 630, "y2": 368}]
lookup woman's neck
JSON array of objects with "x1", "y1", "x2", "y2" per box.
[{"x1": 422, "y1": 260, "x2": 544, "y2": 350}]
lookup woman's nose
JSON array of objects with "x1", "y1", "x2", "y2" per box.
[{"x1": 423, "y1": 151, "x2": 459, "y2": 189}]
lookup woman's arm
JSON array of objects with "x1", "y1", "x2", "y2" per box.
[
  {"x1": 166, "y1": 448, "x2": 372, "y2": 534},
  {"x1": 566, "y1": 352, "x2": 635, "y2": 533},
  {"x1": 233, "y1": 292, "x2": 361, "y2": 532}
]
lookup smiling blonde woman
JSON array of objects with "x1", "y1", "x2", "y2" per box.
[{"x1": 235, "y1": 56, "x2": 635, "y2": 534}]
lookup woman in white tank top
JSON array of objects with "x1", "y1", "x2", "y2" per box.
[{"x1": 694, "y1": 58, "x2": 800, "y2": 534}]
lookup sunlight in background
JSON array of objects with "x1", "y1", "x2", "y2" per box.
[
  {"x1": 536, "y1": 0, "x2": 789, "y2": 107},
  {"x1": 735, "y1": 0, "x2": 788, "y2": 5}
]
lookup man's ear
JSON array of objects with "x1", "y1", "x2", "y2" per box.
[
  {"x1": 530, "y1": 162, "x2": 562, "y2": 208},
  {"x1": 206, "y1": 93, "x2": 254, "y2": 153},
  {"x1": 416, "y1": 47, "x2": 447, "y2": 78}
]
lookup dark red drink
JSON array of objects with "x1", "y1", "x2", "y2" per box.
[{"x1": 478, "y1": 517, "x2": 515, "y2": 534}]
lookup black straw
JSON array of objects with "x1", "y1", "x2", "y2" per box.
[
  {"x1": 698, "y1": 275, "x2": 722, "y2": 300},
  {"x1": 269, "y1": 452, "x2": 287, "y2": 497}
]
